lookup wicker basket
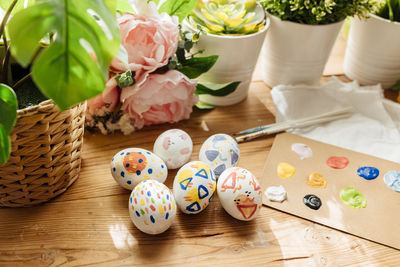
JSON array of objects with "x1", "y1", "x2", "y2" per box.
[{"x1": 0, "y1": 99, "x2": 86, "y2": 207}]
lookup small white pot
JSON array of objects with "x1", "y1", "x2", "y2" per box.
[
  {"x1": 184, "y1": 17, "x2": 270, "y2": 106},
  {"x1": 344, "y1": 14, "x2": 400, "y2": 89},
  {"x1": 261, "y1": 14, "x2": 344, "y2": 87}
]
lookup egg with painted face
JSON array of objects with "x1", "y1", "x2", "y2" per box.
[
  {"x1": 129, "y1": 180, "x2": 177, "y2": 235},
  {"x1": 153, "y1": 129, "x2": 193, "y2": 169},
  {"x1": 199, "y1": 134, "x2": 240, "y2": 177},
  {"x1": 111, "y1": 148, "x2": 167, "y2": 190},
  {"x1": 217, "y1": 167, "x2": 262, "y2": 221},
  {"x1": 173, "y1": 161, "x2": 216, "y2": 214}
]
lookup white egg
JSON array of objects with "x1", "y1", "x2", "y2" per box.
[
  {"x1": 129, "y1": 180, "x2": 176, "y2": 235},
  {"x1": 111, "y1": 148, "x2": 167, "y2": 190},
  {"x1": 153, "y1": 129, "x2": 193, "y2": 169},
  {"x1": 217, "y1": 167, "x2": 262, "y2": 221},
  {"x1": 199, "y1": 134, "x2": 240, "y2": 177},
  {"x1": 173, "y1": 161, "x2": 216, "y2": 214}
]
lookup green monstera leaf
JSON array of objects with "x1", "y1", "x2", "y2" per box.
[
  {"x1": 0, "y1": 83, "x2": 17, "y2": 165},
  {"x1": 8, "y1": 0, "x2": 120, "y2": 110}
]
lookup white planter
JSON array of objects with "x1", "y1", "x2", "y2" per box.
[
  {"x1": 344, "y1": 15, "x2": 400, "y2": 89},
  {"x1": 184, "y1": 18, "x2": 270, "y2": 106},
  {"x1": 261, "y1": 14, "x2": 344, "y2": 87}
]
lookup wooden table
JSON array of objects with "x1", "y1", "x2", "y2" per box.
[{"x1": 1, "y1": 36, "x2": 399, "y2": 266}]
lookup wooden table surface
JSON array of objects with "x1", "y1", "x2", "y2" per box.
[{"x1": 1, "y1": 36, "x2": 399, "y2": 266}]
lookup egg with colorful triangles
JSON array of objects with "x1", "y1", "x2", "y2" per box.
[
  {"x1": 111, "y1": 148, "x2": 167, "y2": 190},
  {"x1": 173, "y1": 161, "x2": 216, "y2": 214},
  {"x1": 129, "y1": 180, "x2": 177, "y2": 235}
]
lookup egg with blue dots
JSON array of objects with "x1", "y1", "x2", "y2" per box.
[
  {"x1": 199, "y1": 133, "x2": 240, "y2": 178},
  {"x1": 129, "y1": 180, "x2": 177, "y2": 235},
  {"x1": 173, "y1": 161, "x2": 216, "y2": 214},
  {"x1": 153, "y1": 129, "x2": 193, "y2": 169},
  {"x1": 110, "y1": 148, "x2": 167, "y2": 190}
]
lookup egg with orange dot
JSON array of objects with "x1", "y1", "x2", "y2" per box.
[
  {"x1": 129, "y1": 180, "x2": 177, "y2": 234},
  {"x1": 111, "y1": 148, "x2": 167, "y2": 190}
]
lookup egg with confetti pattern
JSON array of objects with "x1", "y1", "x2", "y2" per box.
[
  {"x1": 173, "y1": 161, "x2": 216, "y2": 214},
  {"x1": 199, "y1": 134, "x2": 240, "y2": 177},
  {"x1": 129, "y1": 180, "x2": 177, "y2": 235},
  {"x1": 111, "y1": 148, "x2": 167, "y2": 190}
]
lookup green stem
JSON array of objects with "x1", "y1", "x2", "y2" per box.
[
  {"x1": 387, "y1": 0, "x2": 394, "y2": 21},
  {"x1": 0, "y1": 0, "x2": 19, "y2": 39},
  {"x1": 12, "y1": 73, "x2": 31, "y2": 90},
  {"x1": 2, "y1": 34, "x2": 10, "y2": 84}
]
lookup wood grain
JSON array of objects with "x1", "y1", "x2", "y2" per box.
[{"x1": 1, "y1": 32, "x2": 399, "y2": 267}]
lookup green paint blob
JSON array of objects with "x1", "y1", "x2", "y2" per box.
[
  {"x1": 140, "y1": 209, "x2": 145, "y2": 215},
  {"x1": 151, "y1": 198, "x2": 155, "y2": 204},
  {"x1": 340, "y1": 186, "x2": 367, "y2": 209}
]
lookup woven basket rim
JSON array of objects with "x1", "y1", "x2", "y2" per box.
[{"x1": 17, "y1": 99, "x2": 54, "y2": 118}]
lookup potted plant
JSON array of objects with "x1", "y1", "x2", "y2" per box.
[
  {"x1": 344, "y1": 0, "x2": 400, "y2": 90},
  {"x1": 260, "y1": 0, "x2": 378, "y2": 87},
  {"x1": 86, "y1": 0, "x2": 240, "y2": 133},
  {"x1": 183, "y1": 0, "x2": 269, "y2": 106},
  {"x1": 0, "y1": 0, "x2": 122, "y2": 207}
]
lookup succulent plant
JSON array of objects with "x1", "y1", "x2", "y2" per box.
[{"x1": 188, "y1": 0, "x2": 266, "y2": 35}]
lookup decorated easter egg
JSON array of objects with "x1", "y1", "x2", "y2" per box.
[
  {"x1": 217, "y1": 167, "x2": 262, "y2": 221},
  {"x1": 129, "y1": 180, "x2": 176, "y2": 235},
  {"x1": 199, "y1": 134, "x2": 240, "y2": 177},
  {"x1": 111, "y1": 148, "x2": 167, "y2": 190},
  {"x1": 153, "y1": 129, "x2": 193, "y2": 169},
  {"x1": 173, "y1": 161, "x2": 216, "y2": 214}
]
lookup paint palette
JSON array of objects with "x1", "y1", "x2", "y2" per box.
[{"x1": 261, "y1": 133, "x2": 400, "y2": 249}]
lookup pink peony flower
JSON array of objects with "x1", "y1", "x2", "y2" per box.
[
  {"x1": 111, "y1": 12, "x2": 179, "y2": 79},
  {"x1": 87, "y1": 75, "x2": 120, "y2": 115},
  {"x1": 122, "y1": 70, "x2": 198, "y2": 129}
]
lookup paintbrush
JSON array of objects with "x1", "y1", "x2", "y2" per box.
[{"x1": 235, "y1": 107, "x2": 354, "y2": 143}]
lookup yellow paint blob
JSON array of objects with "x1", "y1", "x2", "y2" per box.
[
  {"x1": 277, "y1": 162, "x2": 296, "y2": 179},
  {"x1": 307, "y1": 172, "x2": 328, "y2": 188},
  {"x1": 140, "y1": 199, "x2": 145, "y2": 206},
  {"x1": 158, "y1": 205, "x2": 164, "y2": 215}
]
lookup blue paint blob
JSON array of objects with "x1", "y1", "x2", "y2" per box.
[
  {"x1": 384, "y1": 170, "x2": 400, "y2": 192},
  {"x1": 113, "y1": 167, "x2": 116, "y2": 172},
  {"x1": 138, "y1": 159, "x2": 143, "y2": 163},
  {"x1": 166, "y1": 194, "x2": 169, "y2": 200},
  {"x1": 125, "y1": 163, "x2": 130, "y2": 167},
  {"x1": 120, "y1": 152, "x2": 124, "y2": 156},
  {"x1": 148, "y1": 168, "x2": 153, "y2": 174},
  {"x1": 147, "y1": 152, "x2": 151, "y2": 155},
  {"x1": 130, "y1": 197, "x2": 132, "y2": 203},
  {"x1": 121, "y1": 171, "x2": 125, "y2": 178},
  {"x1": 112, "y1": 158, "x2": 114, "y2": 161},
  {"x1": 147, "y1": 191, "x2": 151, "y2": 197},
  {"x1": 161, "y1": 165, "x2": 164, "y2": 169},
  {"x1": 357, "y1": 166, "x2": 379, "y2": 180},
  {"x1": 139, "y1": 152, "x2": 142, "y2": 154},
  {"x1": 165, "y1": 212, "x2": 169, "y2": 220},
  {"x1": 150, "y1": 215, "x2": 155, "y2": 223},
  {"x1": 126, "y1": 152, "x2": 130, "y2": 155},
  {"x1": 136, "y1": 170, "x2": 141, "y2": 175},
  {"x1": 135, "y1": 211, "x2": 140, "y2": 217},
  {"x1": 127, "y1": 180, "x2": 131, "y2": 185}
]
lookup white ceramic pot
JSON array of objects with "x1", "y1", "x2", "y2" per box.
[
  {"x1": 344, "y1": 15, "x2": 400, "y2": 89},
  {"x1": 261, "y1": 14, "x2": 344, "y2": 87},
  {"x1": 184, "y1": 17, "x2": 270, "y2": 106}
]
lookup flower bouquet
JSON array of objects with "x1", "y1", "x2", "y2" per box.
[{"x1": 86, "y1": 0, "x2": 239, "y2": 134}]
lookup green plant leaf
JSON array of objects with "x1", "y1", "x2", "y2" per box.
[
  {"x1": 8, "y1": 0, "x2": 121, "y2": 110},
  {"x1": 0, "y1": 124, "x2": 11, "y2": 165},
  {"x1": 0, "y1": 0, "x2": 36, "y2": 16},
  {"x1": 389, "y1": 79, "x2": 400, "y2": 91},
  {"x1": 178, "y1": 55, "x2": 218, "y2": 79},
  {"x1": 195, "y1": 101, "x2": 215, "y2": 109},
  {"x1": 0, "y1": 83, "x2": 17, "y2": 134},
  {"x1": 195, "y1": 81, "x2": 240, "y2": 96},
  {"x1": 159, "y1": 0, "x2": 198, "y2": 22},
  {"x1": 117, "y1": 0, "x2": 135, "y2": 14}
]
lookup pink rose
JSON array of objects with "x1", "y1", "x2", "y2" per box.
[
  {"x1": 111, "y1": 12, "x2": 179, "y2": 78},
  {"x1": 87, "y1": 75, "x2": 120, "y2": 115},
  {"x1": 122, "y1": 70, "x2": 198, "y2": 129}
]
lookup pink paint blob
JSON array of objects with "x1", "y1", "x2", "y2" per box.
[
  {"x1": 162, "y1": 136, "x2": 171, "y2": 150},
  {"x1": 180, "y1": 147, "x2": 191, "y2": 155},
  {"x1": 327, "y1": 156, "x2": 349, "y2": 169}
]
